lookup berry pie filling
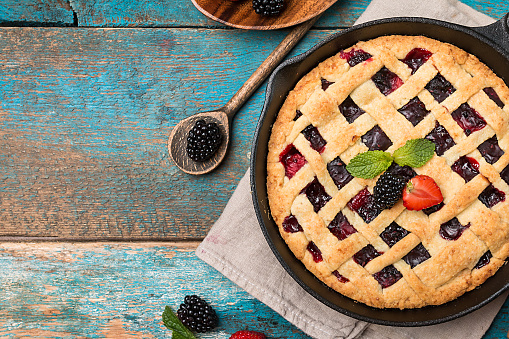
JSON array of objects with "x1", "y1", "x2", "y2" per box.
[
  {"x1": 267, "y1": 36, "x2": 509, "y2": 309},
  {"x1": 327, "y1": 157, "x2": 353, "y2": 190},
  {"x1": 321, "y1": 78, "x2": 335, "y2": 91},
  {"x1": 483, "y1": 87, "x2": 504, "y2": 108},
  {"x1": 353, "y1": 244, "x2": 382, "y2": 267},
  {"x1": 282, "y1": 215, "x2": 303, "y2": 233},
  {"x1": 403, "y1": 243, "x2": 431, "y2": 268},
  {"x1": 280, "y1": 144, "x2": 306, "y2": 179},
  {"x1": 451, "y1": 103, "x2": 487, "y2": 136},
  {"x1": 362, "y1": 125, "x2": 393, "y2": 151},
  {"x1": 302, "y1": 125, "x2": 326, "y2": 153},
  {"x1": 327, "y1": 212, "x2": 357, "y2": 240},
  {"x1": 425, "y1": 121, "x2": 456, "y2": 156},
  {"x1": 347, "y1": 188, "x2": 381, "y2": 223},
  {"x1": 478, "y1": 184, "x2": 506, "y2": 208},
  {"x1": 301, "y1": 177, "x2": 331, "y2": 213},
  {"x1": 425, "y1": 74, "x2": 456, "y2": 102},
  {"x1": 440, "y1": 218, "x2": 470, "y2": 241},
  {"x1": 340, "y1": 49, "x2": 373, "y2": 67},
  {"x1": 478, "y1": 135, "x2": 504, "y2": 164},
  {"x1": 398, "y1": 97, "x2": 430, "y2": 126},
  {"x1": 401, "y1": 48, "x2": 433, "y2": 74},
  {"x1": 451, "y1": 156, "x2": 479, "y2": 182},
  {"x1": 373, "y1": 265, "x2": 403, "y2": 288},
  {"x1": 307, "y1": 241, "x2": 323, "y2": 262},
  {"x1": 339, "y1": 96, "x2": 366, "y2": 123},
  {"x1": 371, "y1": 66, "x2": 404, "y2": 95},
  {"x1": 380, "y1": 222, "x2": 409, "y2": 247},
  {"x1": 332, "y1": 270, "x2": 350, "y2": 283}
]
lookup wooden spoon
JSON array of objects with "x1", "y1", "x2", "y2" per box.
[
  {"x1": 192, "y1": 0, "x2": 338, "y2": 30},
  {"x1": 168, "y1": 17, "x2": 318, "y2": 175}
]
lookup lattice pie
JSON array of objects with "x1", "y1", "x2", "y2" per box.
[{"x1": 267, "y1": 35, "x2": 509, "y2": 309}]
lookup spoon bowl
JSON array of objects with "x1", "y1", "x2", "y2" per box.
[
  {"x1": 168, "y1": 110, "x2": 230, "y2": 175},
  {"x1": 168, "y1": 17, "x2": 318, "y2": 175}
]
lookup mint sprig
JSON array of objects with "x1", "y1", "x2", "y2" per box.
[
  {"x1": 346, "y1": 151, "x2": 393, "y2": 179},
  {"x1": 346, "y1": 138, "x2": 435, "y2": 179},
  {"x1": 393, "y1": 139, "x2": 435, "y2": 168},
  {"x1": 162, "y1": 306, "x2": 197, "y2": 339}
]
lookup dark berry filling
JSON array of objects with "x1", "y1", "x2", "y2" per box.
[
  {"x1": 328, "y1": 212, "x2": 357, "y2": 240},
  {"x1": 386, "y1": 162, "x2": 417, "y2": 182},
  {"x1": 332, "y1": 270, "x2": 350, "y2": 283},
  {"x1": 440, "y1": 218, "x2": 470, "y2": 241},
  {"x1": 398, "y1": 97, "x2": 430, "y2": 126},
  {"x1": 301, "y1": 177, "x2": 331, "y2": 213},
  {"x1": 353, "y1": 244, "x2": 382, "y2": 267},
  {"x1": 321, "y1": 78, "x2": 335, "y2": 91},
  {"x1": 372, "y1": 67, "x2": 404, "y2": 95},
  {"x1": 282, "y1": 215, "x2": 303, "y2": 233},
  {"x1": 451, "y1": 103, "x2": 487, "y2": 136},
  {"x1": 373, "y1": 265, "x2": 403, "y2": 288},
  {"x1": 294, "y1": 109, "x2": 303, "y2": 121},
  {"x1": 425, "y1": 121, "x2": 456, "y2": 156},
  {"x1": 484, "y1": 87, "x2": 504, "y2": 108},
  {"x1": 302, "y1": 125, "x2": 326, "y2": 153},
  {"x1": 401, "y1": 48, "x2": 433, "y2": 74},
  {"x1": 474, "y1": 251, "x2": 493, "y2": 269},
  {"x1": 478, "y1": 135, "x2": 504, "y2": 164},
  {"x1": 327, "y1": 157, "x2": 353, "y2": 190},
  {"x1": 425, "y1": 74, "x2": 456, "y2": 103},
  {"x1": 403, "y1": 243, "x2": 431, "y2": 268},
  {"x1": 479, "y1": 184, "x2": 506, "y2": 208},
  {"x1": 339, "y1": 96, "x2": 366, "y2": 123},
  {"x1": 307, "y1": 241, "x2": 323, "y2": 262},
  {"x1": 451, "y1": 156, "x2": 479, "y2": 182},
  {"x1": 340, "y1": 49, "x2": 373, "y2": 67},
  {"x1": 422, "y1": 202, "x2": 444, "y2": 215},
  {"x1": 347, "y1": 188, "x2": 382, "y2": 223},
  {"x1": 380, "y1": 222, "x2": 409, "y2": 247},
  {"x1": 362, "y1": 125, "x2": 393, "y2": 151},
  {"x1": 501, "y1": 165, "x2": 509, "y2": 186},
  {"x1": 280, "y1": 144, "x2": 307, "y2": 179}
]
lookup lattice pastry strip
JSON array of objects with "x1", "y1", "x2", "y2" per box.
[{"x1": 267, "y1": 35, "x2": 509, "y2": 309}]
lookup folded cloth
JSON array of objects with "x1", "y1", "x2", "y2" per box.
[{"x1": 196, "y1": 1, "x2": 508, "y2": 338}]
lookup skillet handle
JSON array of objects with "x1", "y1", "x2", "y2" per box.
[{"x1": 471, "y1": 13, "x2": 509, "y2": 55}]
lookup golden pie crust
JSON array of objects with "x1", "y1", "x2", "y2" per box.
[{"x1": 266, "y1": 35, "x2": 509, "y2": 309}]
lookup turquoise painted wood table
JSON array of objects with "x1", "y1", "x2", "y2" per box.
[{"x1": 0, "y1": 0, "x2": 508, "y2": 337}]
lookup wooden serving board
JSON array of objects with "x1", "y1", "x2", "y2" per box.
[{"x1": 191, "y1": 0, "x2": 339, "y2": 30}]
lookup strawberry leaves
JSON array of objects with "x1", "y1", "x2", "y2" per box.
[{"x1": 346, "y1": 139, "x2": 435, "y2": 179}]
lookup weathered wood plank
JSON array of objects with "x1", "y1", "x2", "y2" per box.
[
  {"x1": 0, "y1": 242, "x2": 312, "y2": 338},
  {"x1": 0, "y1": 242, "x2": 506, "y2": 338},
  {"x1": 0, "y1": 27, "x2": 344, "y2": 239},
  {"x1": 0, "y1": 0, "x2": 505, "y2": 28},
  {"x1": 0, "y1": 0, "x2": 74, "y2": 26}
]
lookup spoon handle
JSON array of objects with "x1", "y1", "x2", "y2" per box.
[{"x1": 222, "y1": 16, "x2": 319, "y2": 120}]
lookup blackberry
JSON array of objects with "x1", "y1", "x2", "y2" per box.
[
  {"x1": 186, "y1": 119, "x2": 222, "y2": 162},
  {"x1": 177, "y1": 295, "x2": 218, "y2": 333},
  {"x1": 252, "y1": 0, "x2": 285, "y2": 16},
  {"x1": 373, "y1": 172, "x2": 407, "y2": 210}
]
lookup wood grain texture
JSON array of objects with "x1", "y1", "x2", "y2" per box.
[
  {"x1": 0, "y1": 0, "x2": 74, "y2": 26},
  {"x1": 191, "y1": 0, "x2": 336, "y2": 30},
  {"x1": 0, "y1": 243, "x2": 311, "y2": 338},
  {"x1": 0, "y1": 27, "x2": 342, "y2": 239}
]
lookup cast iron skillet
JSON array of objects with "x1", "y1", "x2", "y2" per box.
[{"x1": 250, "y1": 14, "x2": 509, "y2": 326}]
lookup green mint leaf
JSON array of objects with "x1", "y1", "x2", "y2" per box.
[
  {"x1": 162, "y1": 306, "x2": 197, "y2": 339},
  {"x1": 393, "y1": 139, "x2": 435, "y2": 168},
  {"x1": 346, "y1": 151, "x2": 393, "y2": 179}
]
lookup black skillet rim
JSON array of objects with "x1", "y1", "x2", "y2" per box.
[{"x1": 250, "y1": 15, "x2": 509, "y2": 327}]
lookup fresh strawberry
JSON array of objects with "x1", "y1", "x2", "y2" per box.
[
  {"x1": 230, "y1": 330, "x2": 267, "y2": 339},
  {"x1": 402, "y1": 175, "x2": 443, "y2": 211}
]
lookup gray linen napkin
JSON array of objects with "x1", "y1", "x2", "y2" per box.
[{"x1": 196, "y1": 1, "x2": 508, "y2": 338}]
